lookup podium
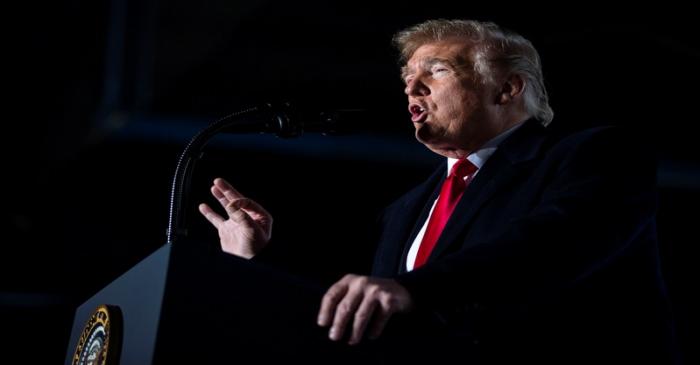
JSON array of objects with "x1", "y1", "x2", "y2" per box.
[
  {"x1": 64, "y1": 237, "x2": 475, "y2": 364},
  {"x1": 64, "y1": 239, "x2": 379, "y2": 364}
]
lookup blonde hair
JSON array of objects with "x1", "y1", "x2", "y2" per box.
[{"x1": 394, "y1": 19, "x2": 554, "y2": 125}]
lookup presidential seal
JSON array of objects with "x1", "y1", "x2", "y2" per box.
[{"x1": 72, "y1": 304, "x2": 122, "y2": 365}]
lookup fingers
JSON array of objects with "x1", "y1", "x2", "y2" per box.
[
  {"x1": 318, "y1": 280, "x2": 349, "y2": 328},
  {"x1": 211, "y1": 185, "x2": 229, "y2": 208},
  {"x1": 202, "y1": 177, "x2": 253, "y2": 226},
  {"x1": 349, "y1": 298, "x2": 378, "y2": 345},
  {"x1": 214, "y1": 178, "x2": 243, "y2": 199},
  {"x1": 224, "y1": 199, "x2": 254, "y2": 225},
  {"x1": 211, "y1": 179, "x2": 257, "y2": 218},
  {"x1": 318, "y1": 276, "x2": 412, "y2": 346},
  {"x1": 204, "y1": 178, "x2": 272, "y2": 241},
  {"x1": 328, "y1": 286, "x2": 364, "y2": 342},
  {"x1": 233, "y1": 198, "x2": 272, "y2": 221},
  {"x1": 210, "y1": 178, "x2": 243, "y2": 208},
  {"x1": 198, "y1": 203, "x2": 224, "y2": 229},
  {"x1": 318, "y1": 275, "x2": 372, "y2": 345},
  {"x1": 366, "y1": 299, "x2": 395, "y2": 340},
  {"x1": 209, "y1": 178, "x2": 271, "y2": 219},
  {"x1": 208, "y1": 184, "x2": 250, "y2": 223}
]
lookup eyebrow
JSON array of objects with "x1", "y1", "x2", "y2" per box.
[{"x1": 401, "y1": 57, "x2": 458, "y2": 80}]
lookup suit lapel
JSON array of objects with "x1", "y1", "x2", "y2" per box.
[
  {"x1": 424, "y1": 119, "x2": 549, "y2": 264},
  {"x1": 372, "y1": 164, "x2": 445, "y2": 277}
]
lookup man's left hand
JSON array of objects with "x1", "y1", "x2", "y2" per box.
[{"x1": 317, "y1": 274, "x2": 413, "y2": 345}]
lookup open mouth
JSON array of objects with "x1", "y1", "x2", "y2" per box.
[{"x1": 409, "y1": 104, "x2": 428, "y2": 123}]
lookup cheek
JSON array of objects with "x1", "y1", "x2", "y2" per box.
[
  {"x1": 434, "y1": 86, "x2": 462, "y2": 113},
  {"x1": 440, "y1": 103, "x2": 463, "y2": 123},
  {"x1": 438, "y1": 90, "x2": 472, "y2": 120}
]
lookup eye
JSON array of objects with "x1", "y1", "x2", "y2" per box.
[{"x1": 430, "y1": 64, "x2": 451, "y2": 78}]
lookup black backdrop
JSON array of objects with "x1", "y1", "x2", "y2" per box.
[{"x1": 3, "y1": 1, "x2": 698, "y2": 363}]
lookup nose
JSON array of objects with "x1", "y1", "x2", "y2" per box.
[{"x1": 404, "y1": 77, "x2": 430, "y2": 96}]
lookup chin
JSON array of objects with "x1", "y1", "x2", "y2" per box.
[
  {"x1": 416, "y1": 133, "x2": 466, "y2": 158},
  {"x1": 417, "y1": 138, "x2": 450, "y2": 157},
  {"x1": 416, "y1": 125, "x2": 448, "y2": 147},
  {"x1": 415, "y1": 124, "x2": 436, "y2": 144},
  {"x1": 428, "y1": 143, "x2": 454, "y2": 155}
]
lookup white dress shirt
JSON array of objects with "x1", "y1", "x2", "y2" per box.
[{"x1": 405, "y1": 122, "x2": 524, "y2": 271}]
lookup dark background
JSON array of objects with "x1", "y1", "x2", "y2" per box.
[{"x1": 3, "y1": 0, "x2": 698, "y2": 363}]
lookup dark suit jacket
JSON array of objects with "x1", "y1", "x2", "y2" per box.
[{"x1": 371, "y1": 119, "x2": 679, "y2": 364}]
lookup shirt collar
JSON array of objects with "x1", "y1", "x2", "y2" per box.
[{"x1": 447, "y1": 121, "x2": 525, "y2": 175}]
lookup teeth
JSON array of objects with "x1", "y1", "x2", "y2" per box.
[{"x1": 411, "y1": 105, "x2": 425, "y2": 114}]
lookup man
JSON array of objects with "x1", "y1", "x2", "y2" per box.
[{"x1": 199, "y1": 20, "x2": 677, "y2": 363}]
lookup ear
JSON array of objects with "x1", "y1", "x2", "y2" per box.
[{"x1": 496, "y1": 74, "x2": 526, "y2": 105}]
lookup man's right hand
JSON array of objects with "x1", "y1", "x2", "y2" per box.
[{"x1": 198, "y1": 178, "x2": 272, "y2": 259}]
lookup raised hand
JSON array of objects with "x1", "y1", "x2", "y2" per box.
[{"x1": 198, "y1": 178, "x2": 273, "y2": 258}]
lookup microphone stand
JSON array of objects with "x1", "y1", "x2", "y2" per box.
[{"x1": 165, "y1": 103, "x2": 300, "y2": 244}]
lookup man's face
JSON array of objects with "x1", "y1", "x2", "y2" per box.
[{"x1": 403, "y1": 40, "x2": 501, "y2": 158}]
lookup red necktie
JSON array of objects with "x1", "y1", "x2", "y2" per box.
[{"x1": 413, "y1": 159, "x2": 478, "y2": 269}]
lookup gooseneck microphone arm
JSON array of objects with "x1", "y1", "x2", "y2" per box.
[
  {"x1": 165, "y1": 103, "x2": 368, "y2": 243},
  {"x1": 165, "y1": 103, "x2": 300, "y2": 244}
]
